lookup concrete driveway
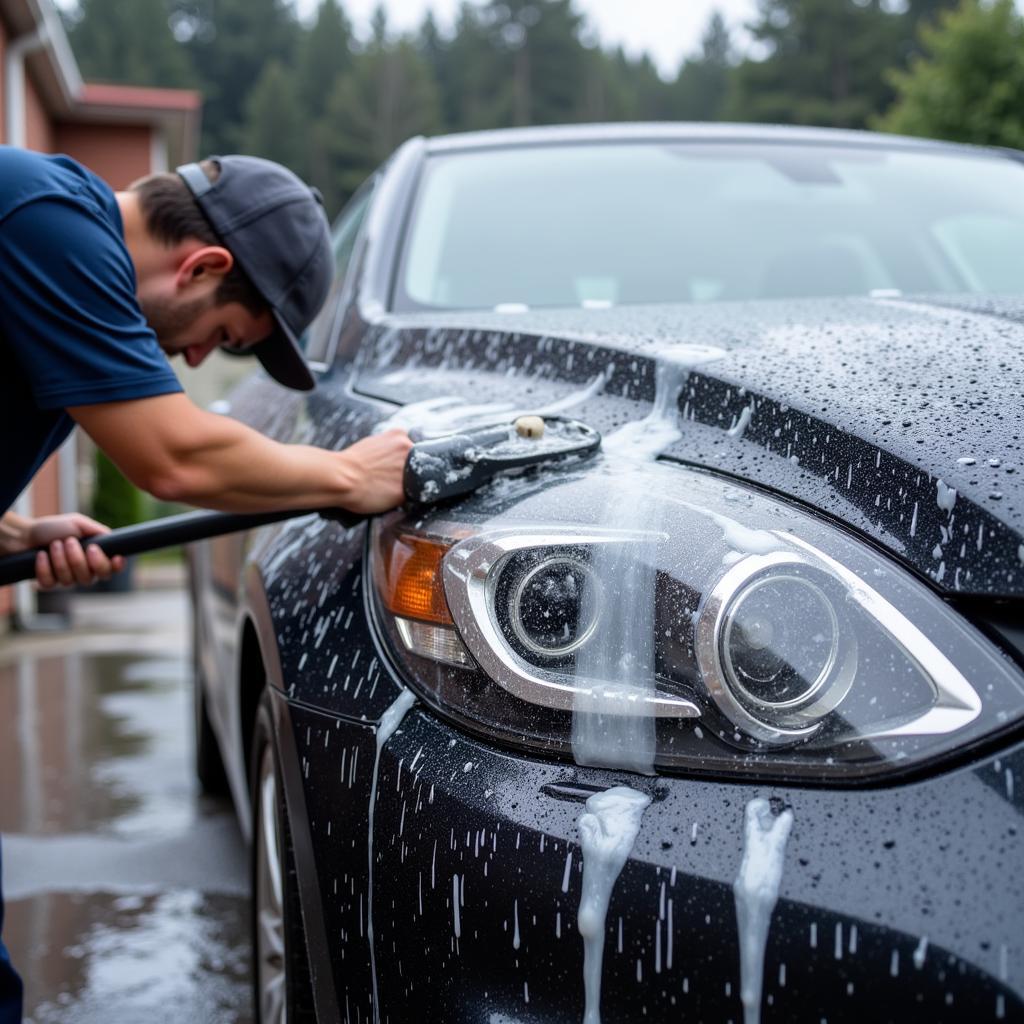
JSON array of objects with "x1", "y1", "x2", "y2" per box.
[{"x1": 0, "y1": 580, "x2": 252, "y2": 1023}]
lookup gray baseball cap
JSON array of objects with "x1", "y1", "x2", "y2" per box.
[{"x1": 176, "y1": 156, "x2": 332, "y2": 391}]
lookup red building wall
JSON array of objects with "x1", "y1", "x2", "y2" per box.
[
  {"x1": 54, "y1": 123, "x2": 155, "y2": 188},
  {"x1": 24, "y1": 68, "x2": 52, "y2": 152}
]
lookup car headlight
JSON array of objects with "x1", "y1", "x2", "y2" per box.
[
  {"x1": 368, "y1": 462, "x2": 1024, "y2": 781},
  {"x1": 698, "y1": 552, "x2": 858, "y2": 744}
]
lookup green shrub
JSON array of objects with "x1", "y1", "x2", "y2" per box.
[
  {"x1": 875, "y1": 0, "x2": 1024, "y2": 149},
  {"x1": 91, "y1": 449, "x2": 144, "y2": 529}
]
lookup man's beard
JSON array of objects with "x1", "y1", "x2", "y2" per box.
[{"x1": 139, "y1": 293, "x2": 213, "y2": 353}]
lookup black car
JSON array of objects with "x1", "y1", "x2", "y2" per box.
[{"x1": 189, "y1": 123, "x2": 1024, "y2": 1024}]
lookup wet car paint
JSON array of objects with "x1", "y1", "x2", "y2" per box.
[
  {"x1": 191, "y1": 125, "x2": 1024, "y2": 1022},
  {"x1": 278, "y1": 692, "x2": 1024, "y2": 1022},
  {"x1": 0, "y1": 591, "x2": 252, "y2": 1023},
  {"x1": 204, "y1": 443, "x2": 1024, "y2": 1020},
  {"x1": 351, "y1": 297, "x2": 1024, "y2": 597}
]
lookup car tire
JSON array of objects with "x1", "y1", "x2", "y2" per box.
[
  {"x1": 251, "y1": 688, "x2": 317, "y2": 1024},
  {"x1": 192, "y1": 613, "x2": 230, "y2": 797}
]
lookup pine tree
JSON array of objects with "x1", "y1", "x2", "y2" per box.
[
  {"x1": 578, "y1": 45, "x2": 633, "y2": 122},
  {"x1": 478, "y1": 0, "x2": 588, "y2": 126},
  {"x1": 904, "y1": 0, "x2": 962, "y2": 27},
  {"x1": 895, "y1": 0, "x2": 963, "y2": 64},
  {"x1": 169, "y1": 0, "x2": 300, "y2": 153},
  {"x1": 670, "y1": 11, "x2": 732, "y2": 121},
  {"x1": 296, "y1": 0, "x2": 355, "y2": 205},
  {"x1": 416, "y1": 11, "x2": 453, "y2": 130},
  {"x1": 240, "y1": 60, "x2": 306, "y2": 172},
  {"x1": 727, "y1": 0, "x2": 907, "y2": 128},
  {"x1": 444, "y1": 2, "x2": 508, "y2": 130},
  {"x1": 322, "y1": 12, "x2": 442, "y2": 208},
  {"x1": 65, "y1": 0, "x2": 194, "y2": 88},
  {"x1": 630, "y1": 54, "x2": 675, "y2": 121},
  {"x1": 875, "y1": 0, "x2": 1024, "y2": 149},
  {"x1": 297, "y1": 0, "x2": 354, "y2": 119},
  {"x1": 577, "y1": 44, "x2": 675, "y2": 124}
]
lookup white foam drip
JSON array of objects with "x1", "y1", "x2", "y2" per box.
[
  {"x1": 728, "y1": 404, "x2": 754, "y2": 438},
  {"x1": 377, "y1": 396, "x2": 508, "y2": 436},
  {"x1": 577, "y1": 787, "x2": 651, "y2": 1024},
  {"x1": 936, "y1": 478, "x2": 957, "y2": 513},
  {"x1": 570, "y1": 352, "x2": 725, "y2": 772},
  {"x1": 703, "y1": 510, "x2": 781, "y2": 556},
  {"x1": 603, "y1": 345, "x2": 724, "y2": 462},
  {"x1": 533, "y1": 370, "x2": 609, "y2": 416},
  {"x1": 733, "y1": 798, "x2": 794, "y2": 1024},
  {"x1": 452, "y1": 873, "x2": 462, "y2": 938},
  {"x1": 571, "y1": 485, "x2": 663, "y2": 772},
  {"x1": 367, "y1": 688, "x2": 416, "y2": 1022}
]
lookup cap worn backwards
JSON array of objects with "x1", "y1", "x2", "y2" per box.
[{"x1": 176, "y1": 155, "x2": 333, "y2": 391}]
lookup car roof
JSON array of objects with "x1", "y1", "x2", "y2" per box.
[{"x1": 423, "y1": 121, "x2": 1010, "y2": 159}]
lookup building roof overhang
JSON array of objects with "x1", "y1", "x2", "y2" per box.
[{"x1": 1, "y1": 0, "x2": 201, "y2": 161}]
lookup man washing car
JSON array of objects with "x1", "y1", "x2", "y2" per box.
[{"x1": 0, "y1": 146, "x2": 411, "y2": 1022}]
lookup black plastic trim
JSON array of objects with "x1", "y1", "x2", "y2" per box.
[{"x1": 270, "y1": 685, "x2": 342, "y2": 1024}]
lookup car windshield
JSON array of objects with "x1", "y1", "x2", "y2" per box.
[{"x1": 396, "y1": 141, "x2": 1024, "y2": 311}]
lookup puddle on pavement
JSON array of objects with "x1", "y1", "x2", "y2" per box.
[
  {"x1": 7, "y1": 890, "x2": 252, "y2": 1024},
  {"x1": 0, "y1": 648, "x2": 208, "y2": 837},
  {"x1": 0, "y1": 590, "x2": 252, "y2": 1021}
]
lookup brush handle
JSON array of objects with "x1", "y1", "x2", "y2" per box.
[
  {"x1": 0, "y1": 416, "x2": 602, "y2": 586},
  {"x1": 0, "y1": 506, "x2": 362, "y2": 587}
]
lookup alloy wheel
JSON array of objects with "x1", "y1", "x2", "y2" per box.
[{"x1": 255, "y1": 743, "x2": 287, "y2": 1023}]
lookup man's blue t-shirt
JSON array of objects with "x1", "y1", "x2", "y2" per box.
[{"x1": 0, "y1": 146, "x2": 183, "y2": 514}]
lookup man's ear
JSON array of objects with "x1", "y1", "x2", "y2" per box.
[{"x1": 174, "y1": 245, "x2": 234, "y2": 291}]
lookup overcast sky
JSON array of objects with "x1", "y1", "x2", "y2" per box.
[{"x1": 294, "y1": 0, "x2": 760, "y2": 79}]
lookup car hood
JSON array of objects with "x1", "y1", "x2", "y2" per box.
[{"x1": 354, "y1": 294, "x2": 1024, "y2": 598}]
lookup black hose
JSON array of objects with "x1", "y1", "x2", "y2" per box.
[{"x1": 0, "y1": 507, "x2": 363, "y2": 587}]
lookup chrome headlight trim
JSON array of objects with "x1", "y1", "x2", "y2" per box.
[
  {"x1": 696, "y1": 550, "x2": 856, "y2": 746},
  {"x1": 695, "y1": 534, "x2": 983, "y2": 747},
  {"x1": 443, "y1": 528, "x2": 700, "y2": 719},
  {"x1": 507, "y1": 555, "x2": 603, "y2": 657},
  {"x1": 720, "y1": 572, "x2": 840, "y2": 710},
  {"x1": 786, "y1": 534, "x2": 983, "y2": 740}
]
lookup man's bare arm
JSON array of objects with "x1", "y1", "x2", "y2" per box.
[{"x1": 70, "y1": 393, "x2": 412, "y2": 514}]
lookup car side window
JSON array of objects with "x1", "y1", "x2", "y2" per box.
[{"x1": 304, "y1": 179, "x2": 377, "y2": 368}]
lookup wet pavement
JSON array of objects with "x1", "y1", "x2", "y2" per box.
[{"x1": 0, "y1": 584, "x2": 253, "y2": 1023}]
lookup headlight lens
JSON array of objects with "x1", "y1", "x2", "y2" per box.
[
  {"x1": 722, "y1": 575, "x2": 839, "y2": 705},
  {"x1": 368, "y1": 463, "x2": 1024, "y2": 781},
  {"x1": 503, "y1": 552, "x2": 602, "y2": 659},
  {"x1": 699, "y1": 554, "x2": 857, "y2": 744}
]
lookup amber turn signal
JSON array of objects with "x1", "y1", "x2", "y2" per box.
[{"x1": 374, "y1": 530, "x2": 453, "y2": 625}]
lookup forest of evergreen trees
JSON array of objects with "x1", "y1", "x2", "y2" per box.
[{"x1": 62, "y1": 0, "x2": 1024, "y2": 218}]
